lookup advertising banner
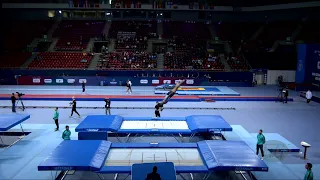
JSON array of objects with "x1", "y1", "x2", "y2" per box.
[
  {"x1": 296, "y1": 44, "x2": 320, "y2": 88},
  {"x1": 44, "y1": 79, "x2": 52, "y2": 84}
]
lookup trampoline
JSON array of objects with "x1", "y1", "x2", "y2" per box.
[
  {"x1": 154, "y1": 86, "x2": 240, "y2": 96},
  {"x1": 0, "y1": 114, "x2": 30, "y2": 147},
  {"x1": 38, "y1": 140, "x2": 268, "y2": 180},
  {"x1": 75, "y1": 115, "x2": 233, "y2": 142}
]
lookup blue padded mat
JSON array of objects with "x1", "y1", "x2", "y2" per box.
[
  {"x1": 197, "y1": 141, "x2": 268, "y2": 171},
  {"x1": 75, "y1": 115, "x2": 123, "y2": 132},
  {"x1": 38, "y1": 140, "x2": 268, "y2": 173},
  {"x1": 0, "y1": 114, "x2": 30, "y2": 131},
  {"x1": 38, "y1": 140, "x2": 111, "y2": 171},
  {"x1": 132, "y1": 162, "x2": 176, "y2": 180},
  {"x1": 186, "y1": 115, "x2": 233, "y2": 132},
  {"x1": 251, "y1": 133, "x2": 300, "y2": 152}
]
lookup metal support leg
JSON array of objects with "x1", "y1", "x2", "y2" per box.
[
  {"x1": 178, "y1": 173, "x2": 187, "y2": 180},
  {"x1": 97, "y1": 173, "x2": 105, "y2": 179},
  {"x1": 0, "y1": 136, "x2": 4, "y2": 146},
  {"x1": 20, "y1": 123, "x2": 26, "y2": 137},
  {"x1": 125, "y1": 133, "x2": 131, "y2": 143},
  {"x1": 115, "y1": 133, "x2": 122, "y2": 142},
  {"x1": 123, "y1": 174, "x2": 130, "y2": 180},
  {"x1": 178, "y1": 133, "x2": 184, "y2": 142},
  {"x1": 190, "y1": 173, "x2": 194, "y2": 180},
  {"x1": 172, "y1": 134, "x2": 180, "y2": 143},
  {"x1": 114, "y1": 173, "x2": 118, "y2": 180},
  {"x1": 203, "y1": 172, "x2": 211, "y2": 180}
]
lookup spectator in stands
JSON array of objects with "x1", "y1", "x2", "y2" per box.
[
  {"x1": 146, "y1": 166, "x2": 161, "y2": 180},
  {"x1": 62, "y1": 125, "x2": 71, "y2": 140},
  {"x1": 11, "y1": 93, "x2": 16, "y2": 113},
  {"x1": 256, "y1": 129, "x2": 266, "y2": 160},
  {"x1": 53, "y1": 107, "x2": 59, "y2": 131},
  {"x1": 306, "y1": 90, "x2": 312, "y2": 103},
  {"x1": 304, "y1": 163, "x2": 313, "y2": 180}
]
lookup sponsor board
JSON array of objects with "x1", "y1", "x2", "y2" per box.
[
  {"x1": 44, "y1": 79, "x2": 52, "y2": 83},
  {"x1": 56, "y1": 79, "x2": 64, "y2": 83},
  {"x1": 32, "y1": 78, "x2": 41, "y2": 83},
  {"x1": 163, "y1": 80, "x2": 171, "y2": 84},
  {"x1": 79, "y1": 79, "x2": 87, "y2": 83},
  {"x1": 152, "y1": 80, "x2": 159, "y2": 84},
  {"x1": 175, "y1": 80, "x2": 180, "y2": 84},
  {"x1": 140, "y1": 79, "x2": 148, "y2": 84},
  {"x1": 110, "y1": 79, "x2": 117, "y2": 85},
  {"x1": 186, "y1": 79, "x2": 194, "y2": 85},
  {"x1": 67, "y1": 79, "x2": 75, "y2": 84}
]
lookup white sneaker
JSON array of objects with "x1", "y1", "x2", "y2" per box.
[{"x1": 261, "y1": 157, "x2": 264, "y2": 160}]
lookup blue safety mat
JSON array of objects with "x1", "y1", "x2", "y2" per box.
[
  {"x1": 197, "y1": 141, "x2": 268, "y2": 171},
  {"x1": 251, "y1": 133, "x2": 300, "y2": 152},
  {"x1": 75, "y1": 115, "x2": 123, "y2": 132},
  {"x1": 0, "y1": 114, "x2": 30, "y2": 131},
  {"x1": 186, "y1": 115, "x2": 233, "y2": 132},
  {"x1": 38, "y1": 140, "x2": 111, "y2": 171},
  {"x1": 132, "y1": 162, "x2": 176, "y2": 180}
]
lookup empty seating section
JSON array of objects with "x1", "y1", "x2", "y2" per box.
[
  {"x1": 97, "y1": 52, "x2": 157, "y2": 69},
  {"x1": 164, "y1": 52, "x2": 224, "y2": 71},
  {"x1": 257, "y1": 21, "x2": 297, "y2": 48},
  {"x1": 163, "y1": 22, "x2": 210, "y2": 39},
  {"x1": 244, "y1": 51, "x2": 297, "y2": 70},
  {"x1": 2, "y1": 21, "x2": 53, "y2": 51},
  {"x1": 27, "y1": 52, "x2": 93, "y2": 69},
  {"x1": 109, "y1": 21, "x2": 156, "y2": 51},
  {"x1": 296, "y1": 21, "x2": 320, "y2": 43},
  {"x1": 53, "y1": 21, "x2": 104, "y2": 51},
  {"x1": 0, "y1": 52, "x2": 31, "y2": 68}
]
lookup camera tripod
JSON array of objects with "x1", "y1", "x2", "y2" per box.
[
  {"x1": 276, "y1": 89, "x2": 284, "y2": 103},
  {"x1": 16, "y1": 98, "x2": 25, "y2": 111}
]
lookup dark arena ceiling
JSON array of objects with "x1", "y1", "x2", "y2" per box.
[{"x1": 2, "y1": 0, "x2": 312, "y2": 7}]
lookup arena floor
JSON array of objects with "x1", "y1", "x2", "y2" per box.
[{"x1": 0, "y1": 85, "x2": 319, "y2": 180}]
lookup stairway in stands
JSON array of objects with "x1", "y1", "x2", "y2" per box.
[
  {"x1": 156, "y1": 54, "x2": 164, "y2": 70},
  {"x1": 157, "y1": 21, "x2": 163, "y2": 38},
  {"x1": 88, "y1": 54, "x2": 100, "y2": 70}
]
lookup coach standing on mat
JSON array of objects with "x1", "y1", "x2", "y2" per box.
[
  {"x1": 304, "y1": 163, "x2": 314, "y2": 180},
  {"x1": 256, "y1": 129, "x2": 266, "y2": 160},
  {"x1": 53, "y1": 107, "x2": 59, "y2": 131},
  {"x1": 70, "y1": 97, "x2": 80, "y2": 118},
  {"x1": 62, "y1": 125, "x2": 71, "y2": 140}
]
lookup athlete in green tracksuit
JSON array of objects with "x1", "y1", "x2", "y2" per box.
[
  {"x1": 304, "y1": 163, "x2": 314, "y2": 180},
  {"x1": 256, "y1": 129, "x2": 266, "y2": 160},
  {"x1": 62, "y1": 126, "x2": 71, "y2": 140}
]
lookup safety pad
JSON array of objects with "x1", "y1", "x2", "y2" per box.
[
  {"x1": 0, "y1": 114, "x2": 30, "y2": 131},
  {"x1": 186, "y1": 115, "x2": 232, "y2": 132},
  {"x1": 38, "y1": 140, "x2": 111, "y2": 171},
  {"x1": 197, "y1": 141, "x2": 268, "y2": 171},
  {"x1": 75, "y1": 115, "x2": 123, "y2": 132}
]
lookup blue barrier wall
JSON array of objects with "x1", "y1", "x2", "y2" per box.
[{"x1": 0, "y1": 70, "x2": 253, "y2": 86}]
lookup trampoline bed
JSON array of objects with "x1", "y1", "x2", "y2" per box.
[
  {"x1": 75, "y1": 115, "x2": 232, "y2": 142},
  {"x1": 38, "y1": 140, "x2": 268, "y2": 179}
]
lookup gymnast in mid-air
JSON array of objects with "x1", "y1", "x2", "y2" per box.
[{"x1": 156, "y1": 79, "x2": 185, "y2": 110}]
